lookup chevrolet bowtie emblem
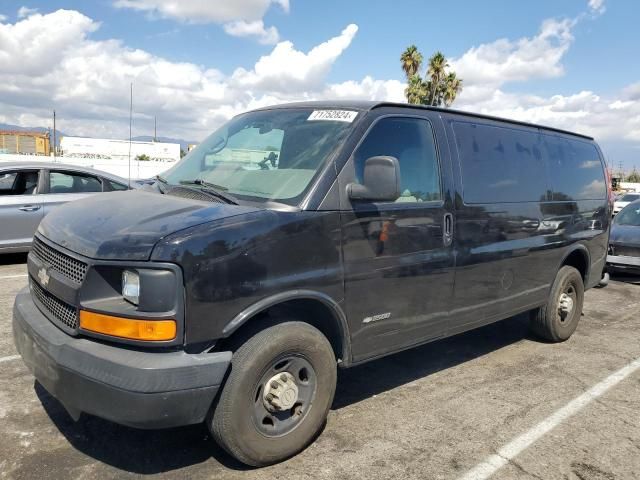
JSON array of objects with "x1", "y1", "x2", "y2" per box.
[{"x1": 37, "y1": 267, "x2": 50, "y2": 288}]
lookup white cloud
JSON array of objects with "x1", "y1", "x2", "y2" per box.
[
  {"x1": 114, "y1": 0, "x2": 288, "y2": 44},
  {"x1": 451, "y1": 18, "x2": 574, "y2": 90},
  {"x1": 224, "y1": 20, "x2": 279, "y2": 45},
  {"x1": 17, "y1": 6, "x2": 38, "y2": 18},
  {"x1": 0, "y1": 10, "x2": 360, "y2": 140},
  {"x1": 0, "y1": 14, "x2": 7, "y2": 22},
  {"x1": 588, "y1": 0, "x2": 606, "y2": 15},
  {"x1": 1, "y1": 2, "x2": 639, "y2": 163}
]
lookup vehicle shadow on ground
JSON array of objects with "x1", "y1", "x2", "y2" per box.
[
  {"x1": 36, "y1": 314, "x2": 533, "y2": 474},
  {"x1": 610, "y1": 272, "x2": 640, "y2": 284},
  {"x1": 0, "y1": 253, "x2": 28, "y2": 266}
]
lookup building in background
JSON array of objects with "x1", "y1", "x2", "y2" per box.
[
  {"x1": 0, "y1": 130, "x2": 51, "y2": 155},
  {"x1": 60, "y1": 136, "x2": 180, "y2": 162}
]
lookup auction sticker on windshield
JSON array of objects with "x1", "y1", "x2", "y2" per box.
[{"x1": 307, "y1": 110, "x2": 358, "y2": 122}]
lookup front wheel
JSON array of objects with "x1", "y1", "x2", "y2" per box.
[
  {"x1": 530, "y1": 265, "x2": 584, "y2": 342},
  {"x1": 210, "y1": 321, "x2": 337, "y2": 466}
]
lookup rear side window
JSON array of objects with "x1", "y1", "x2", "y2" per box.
[
  {"x1": 49, "y1": 171, "x2": 103, "y2": 194},
  {"x1": 453, "y1": 122, "x2": 547, "y2": 203},
  {"x1": 354, "y1": 117, "x2": 441, "y2": 202},
  {"x1": 543, "y1": 136, "x2": 605, "y2": 200}
]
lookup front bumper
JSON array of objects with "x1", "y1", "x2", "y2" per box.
[
  {"x1": 607, "y1": 254, "x2": 640, "y2": 272},
  {"x1": 12, "y1": 287, "x2": 231, "y2": 429}
]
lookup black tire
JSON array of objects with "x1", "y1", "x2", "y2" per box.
[
  {"x1": 530, "y1": 265, "x2": 584, "y2": 342},
  {"x1": 210, "y1": 321, "x2": 337, "y2": 466}
]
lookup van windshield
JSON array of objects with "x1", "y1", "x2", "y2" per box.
[{"x1": 163, "y1": 108, "x2": 358, "y2": 205}]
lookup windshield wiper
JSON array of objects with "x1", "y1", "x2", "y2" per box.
[
  {"x1": 153, "y1": 174, "x2": 169, "y2": 193},
  {"x1": 179, "y1": 179, "x2": 238, "y2": 205}
]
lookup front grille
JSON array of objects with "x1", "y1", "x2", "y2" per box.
[
  {"x1": 31, "y1": 237, "x2": 88, "y2": 284},
  {"x1": 30, "y1": 277, "x2": 78, "y2": 331},
  {"x1": 609, "y1": 245, "x2": 640, "y2": 257}
]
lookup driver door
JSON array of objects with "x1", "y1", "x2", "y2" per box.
[{"x1": 339, "y1": 114, "x2": 456, "y2": 362}]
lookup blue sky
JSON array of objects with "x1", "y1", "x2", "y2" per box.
[{"x1": 1, "y1": 0, "x2": 639, "y2": 169}]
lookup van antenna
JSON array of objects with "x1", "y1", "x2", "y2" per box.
[{"x1": 128, "y1": 83, "x2": 133, "y2": 188}]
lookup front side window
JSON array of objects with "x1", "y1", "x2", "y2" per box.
[
  {"x1": 0, "y1": 170, "x2": 39, "y2": 196},
  {"x1": 353, "y1": 117, "x2": 441, "y2": 202},
  {"x1": 163, "y1": 108, "x2": 357, "y2": 205},
  {"x1": 107, "y1": 180, "x2": 128, "y2": 191},
  {"x1": 49, "y1": 171, "x2": 102, "y2": 193}
]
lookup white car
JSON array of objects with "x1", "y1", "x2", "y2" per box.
[{"x1": 613, "y1": 192, "x2": 640, "y2": 215}]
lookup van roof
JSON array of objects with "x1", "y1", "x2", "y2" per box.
[{"x1": 255, "y1": 100, "x2": 594, "y2": 141}]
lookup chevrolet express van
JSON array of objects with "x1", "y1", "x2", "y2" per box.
[{"x1": 13, "y1": 101, "x2": 610, "y2": 466}]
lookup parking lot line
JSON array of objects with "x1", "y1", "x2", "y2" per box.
[
  {"x1": 458, "y1": 356, "x2": 640, "y2": 480},
  {"x1": 0, "y1": 354, "x2": 21, "y2": 364},
  {"x1": 0, "y1": 274, "x2": 28, "y2": 280}
]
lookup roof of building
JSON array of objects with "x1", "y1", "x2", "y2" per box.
[
  {"x1": 253, "y1": 100, "x2": 594, "y2": 140},
  {"x1": 0, "y1": 130, "x2": 49, "y2": 138}
]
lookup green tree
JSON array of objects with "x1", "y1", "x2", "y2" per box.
[
  {"x1": 427, "y1": 51, "x2": 448, "y2": 105},
  {"x1": 399, "y1": 46, "x2": 462, "y2": 107},
  {"x1": 627, "y1": 168, "x2": 640, "y2": 183},
  {"x1": 443, "y1": 72, "x2": 463, "y2": 107},
  {"x1": 405, "y1": 74, "x2": 427, "y2": 105},
  {"x1": 135, "y1": 153, "x2": 150, "y2": 161},
  {"x1": 400, "y1": 45, "x2": 423, "y2": 78}
]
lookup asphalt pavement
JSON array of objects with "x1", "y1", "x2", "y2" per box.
[{"x1": 1, "y1": 253, "x2": 639, "y2": 480}]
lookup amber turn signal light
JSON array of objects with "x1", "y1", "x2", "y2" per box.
[{"x1": 79, "y1": 310, "x2": 176, "y2": 341}]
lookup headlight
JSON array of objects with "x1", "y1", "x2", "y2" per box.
[{"x1": 122, "y1": 270, "x2": 140, "y2": 305}]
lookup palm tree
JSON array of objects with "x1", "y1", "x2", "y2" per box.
[
  {"x1": 427, "y1": 51, "x2": 448, "y2": 105},
  {"x1": 400, "y1": 45, "x2": 423, "y2": 79},
  {"x1": 405, "y1": 74, "x2": 427, "y2": 104},
  {"x1": 443, "y1": 72, "x2": 463, "y2": 107}
]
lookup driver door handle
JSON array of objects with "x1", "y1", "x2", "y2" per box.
[
  {"x1": 19, "y1": 205, "x2": 41, "y2": 212},
  {"x1": 443, "y1": 213, "x2": 453, "y2": 247}
]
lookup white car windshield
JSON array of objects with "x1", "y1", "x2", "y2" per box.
[{"x1": 163, "y1": 108, "x2": 358, "y2": 205}]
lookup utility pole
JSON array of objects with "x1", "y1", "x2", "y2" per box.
[
  {"x1": 52, "y1": 110, "x2": 56, "y2": 161},
  {"x1": 128, "y1": 83, "x2": 133, "y2": 188}
]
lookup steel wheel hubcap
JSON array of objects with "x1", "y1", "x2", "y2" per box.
[
  {"x1": 557, "y1": 283, "x2": 577, "y2": 323},
  {"x1": 263, "y1": 372, "x2": 299, "y2": 412},
  {"x1": 252, "y1": 355, "x2": 317, "y2": 436}
]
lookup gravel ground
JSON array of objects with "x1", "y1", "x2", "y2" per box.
[{"x1": 0, "y1": 253, "x2": 639, "y2": 480}]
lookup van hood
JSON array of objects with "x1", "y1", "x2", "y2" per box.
[{"x1": 38, "y1": 190, "x2": 259, "y2": 260}]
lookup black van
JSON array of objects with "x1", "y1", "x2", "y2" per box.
[{"x1": 13, "y1": 101, "x2": 610, "y2": 466}]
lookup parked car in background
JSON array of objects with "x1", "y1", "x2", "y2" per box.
[
  {"x1": 607, "y1": 200, "x2": 640, "y2": 274},
  {"x1": 613, "y1": 192, "x2": 640, "y2": 215},
  {"x1": 0, "y1": 162, "x2": 132, "y2": 253}
]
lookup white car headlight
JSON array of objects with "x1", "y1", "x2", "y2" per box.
[{"x1": 122, "y1": 270, "x2": 140, "y2": 305}]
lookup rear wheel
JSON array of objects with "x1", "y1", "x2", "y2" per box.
[
  {"x1": 530, "y1": 265, "x2": 584, "y2": 342},
  {"x1": 210, "y1": 321, "x2": 337, "y2": 466}
]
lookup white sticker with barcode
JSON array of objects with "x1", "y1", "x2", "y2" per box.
[{"x1": 307, "y1": 110, "x2": 358, "y2": 123}]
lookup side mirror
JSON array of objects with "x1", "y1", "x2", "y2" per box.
[{"x1": 347, "y1": 156, "x2": 401, "y2": 202}]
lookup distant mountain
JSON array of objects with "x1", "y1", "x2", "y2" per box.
[{"x1": 0, "y1": 123, "x2": 69, "y2": 146}]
